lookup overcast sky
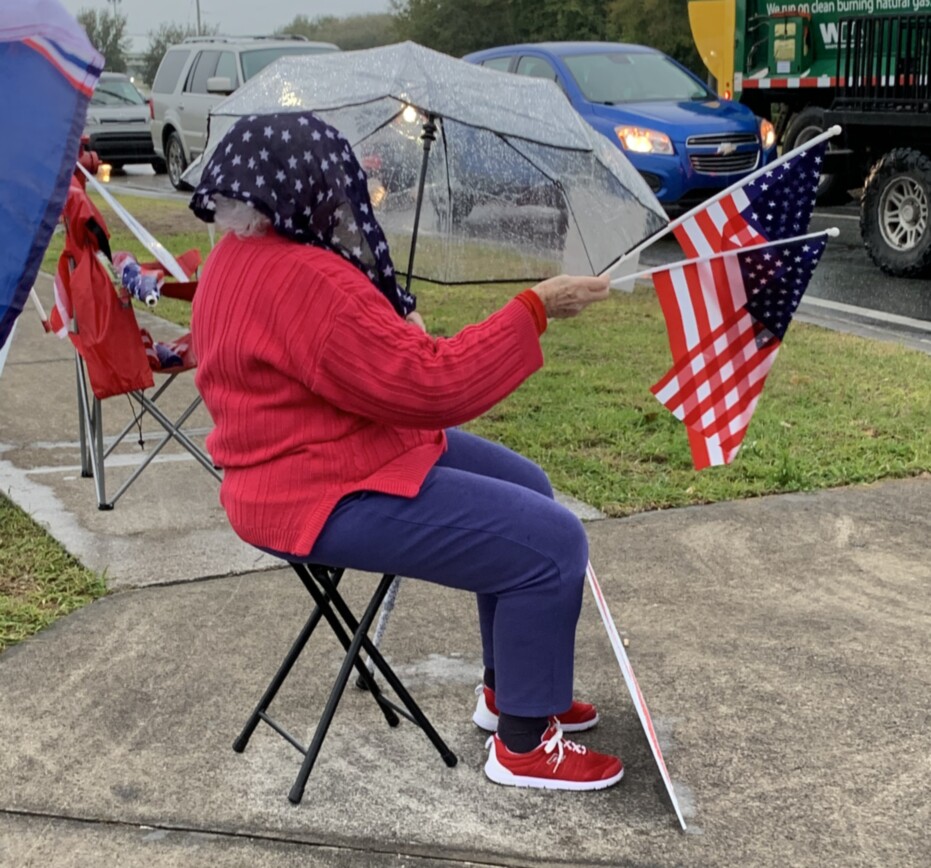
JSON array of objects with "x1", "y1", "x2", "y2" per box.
[{"x1": 60, "y1": 0, "x2": 392, "y2": 37}]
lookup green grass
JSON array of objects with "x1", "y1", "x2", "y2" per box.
[
  {"x1": 6, "y1": 188, "x2": 931, "y2": 652},
  {"x1": 419, "y1": 282, "x2": 931, "y2": 515},
  {"x1": 0, "y1": 495, "x2": 107, "y2": 654}
]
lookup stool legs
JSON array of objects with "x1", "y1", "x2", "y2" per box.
[
  {"x1": 232, "y1": 592, "x2": 330, "y2": 754},
  {"x1": 234, "y1": 564, "x2": 457, "y2": 805},
  {"x1": 311, "y1": 569, "x2": 458, "y2": 770},
  {"x1": 288, "y1": 571, "x2": 396, "y2": 803}
]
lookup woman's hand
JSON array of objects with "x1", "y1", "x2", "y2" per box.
[
  {"x1": 530, "y1": 274, "x2": 610, "y2": 319},
  {"x1": 405, "y1": 311, "x2": 427, "y2": 332}
]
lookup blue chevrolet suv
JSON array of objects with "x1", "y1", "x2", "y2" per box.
[{"x1": 463, "y1": 42, "x2": 776, "y2": 212}]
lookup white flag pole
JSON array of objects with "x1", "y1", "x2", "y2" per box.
[
  {"x1": 601, "y1": 125, "x2": 843, "y2": 278},
  {"x1": 29, "y1": 288, "x2": 51, "y2": 331},
  {"x1": 76, "y1": 164, "x2": 191, "y2": 283},
  {"x1": 586, "y1": 560, "x2": 687, "y2": 831},
  {"x1": 610, "y1": 227, "x2": 840, "y2": 290}
]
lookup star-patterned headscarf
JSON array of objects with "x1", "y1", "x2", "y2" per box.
[{"x1": 190, "y1": 111, "x2": 415, "y2": 317}]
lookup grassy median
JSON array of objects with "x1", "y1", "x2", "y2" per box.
[
  {"x1": 0, "y1": 495, "x2": 106, "y2": 653},
  {"x1": 5, "y1": 189, "x2": 930, "y2": 652}
]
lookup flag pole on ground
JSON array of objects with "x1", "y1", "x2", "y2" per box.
[
  {"x1": 359, "y1": 576, "x2": 402, "y2": 681},
  {"x1": 586, "y1": 560, "x2": 687, "y2": 831}
]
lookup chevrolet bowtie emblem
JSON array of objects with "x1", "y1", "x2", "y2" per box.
[{"x1": 717, "y1": 142, "x2": 739, "y2": 156}]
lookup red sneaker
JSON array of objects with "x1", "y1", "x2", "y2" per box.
[
  {"x1": 472, "y1": 684, "x2": 599, "y2": 733},
  {"x1": 484, "y1": 724, "x2": 623, "y2": 791}
]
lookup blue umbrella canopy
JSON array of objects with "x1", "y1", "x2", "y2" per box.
[{"x1": 0, "y1": 0, "x2": 102, "y2": 351}]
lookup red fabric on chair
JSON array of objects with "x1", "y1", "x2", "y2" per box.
[
  {"x1": 43, "y1": 163, "x2": 216, "y2": 510},
  {"x1": 53, "y1": 181, "x2": 154, "y2": 400}
]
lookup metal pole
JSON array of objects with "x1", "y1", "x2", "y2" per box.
[
  {"x1": 357, "y1": 575, "x2": 401, "y2": 686},
  {"x1": 404, "y1": 114, "x2": 437, "y2": 294},
  {"x1": 196, "y1": 0, "x2": 202, "y2": 35}
]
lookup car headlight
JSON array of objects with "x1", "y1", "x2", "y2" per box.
[
  {"x1": 759, "y1": 118, "x2": 777, "y2": 150},
  {"x1": 615, "y1": 126, "x2": 674, "y2": 155}
]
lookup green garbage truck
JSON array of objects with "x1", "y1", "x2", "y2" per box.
[{"x1": 689, "y1": 1, "x2": 931, "y2": 277}]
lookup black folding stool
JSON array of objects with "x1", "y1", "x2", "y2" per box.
[{"x1": 233, "y1": 561, "x2": 458, "y2": 804}]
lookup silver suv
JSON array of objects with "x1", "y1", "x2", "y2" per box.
[
  {"x1": 85, "y1": 72, "x2": 161, "y2": 172},
  {"x1": 150, "y1": 35, "x2": 339, "y2": 188}
]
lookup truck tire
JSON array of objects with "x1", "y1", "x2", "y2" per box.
[
  {"x1": 165, "y1": 131, "x2": 189, "y2": 190},
  {"x1": 783, "y1": 107, "x2": 849, "y2": 205},
  {"x1": 861, "y1": 148, "x2": 931, "y2": 278}
]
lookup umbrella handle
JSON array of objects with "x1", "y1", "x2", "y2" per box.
[{"x1": 405, "y1": 115, "x2": 438, "y2": 295}]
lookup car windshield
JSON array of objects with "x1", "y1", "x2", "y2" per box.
[
  {"x1": 92, "y1": 79, "x2": 145, "y2": 107},
  {"x1": 240, "y1": 45, "x2": 339, "y2": 81},
  {"x1": 563, "y1": 52, "x2": 711, "y2": 104}
]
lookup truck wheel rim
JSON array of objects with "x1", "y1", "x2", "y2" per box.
[{"x1": 880, "y1": 177, "x2": 928, "y2": 252}]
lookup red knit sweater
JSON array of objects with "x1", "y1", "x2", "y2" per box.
[{"x1": 192, "y1": 233, "x2": 545, "y2": 555}]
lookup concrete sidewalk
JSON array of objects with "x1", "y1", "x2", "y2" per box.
[{"x1": 1, "y1": 276, "x2": 929, "y2": 866}]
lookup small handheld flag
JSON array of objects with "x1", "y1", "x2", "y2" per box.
[{"x1": 648, "y1": 232, "x2": 831, "y2": 469}]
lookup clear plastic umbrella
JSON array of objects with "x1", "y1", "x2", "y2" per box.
[
  {"x1": 186, "y1": 41, "x2": 667, "y2": 288},
  {"x1": 184, "y1": 42, "x2": 669, "y2": 672}
]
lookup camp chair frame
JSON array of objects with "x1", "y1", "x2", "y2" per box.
[
  {"x1": 56, "y1": 215, "x2": 219, "y2": 510},
  {"x1": 233, "y1": 562, "x2": 458, "y2": 804},
  {"x1": 74, "y1": 349, "x2": 221, "y2": 510}
]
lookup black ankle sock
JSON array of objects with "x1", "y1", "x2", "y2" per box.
[
  {"x1": 497, "y1": 712, "x2": 548, "y2": 753},
  {"x1": 483, "y1": 667, "x2": 496, "y2": 691}
]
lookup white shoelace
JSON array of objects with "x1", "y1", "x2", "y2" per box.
[{"x1": 543, "y1": 724, "x2": 586, "y2": 771}]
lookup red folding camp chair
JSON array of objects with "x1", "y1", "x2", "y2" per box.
[{"x1": 49, "y1": 156, "x2": 220, "y2": 509}]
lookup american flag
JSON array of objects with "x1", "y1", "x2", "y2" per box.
[
  {"x1": 651, "y1": 234, "x2": 828, "y2": 469},
  {"x1": 672, "y1": 140, "x2": 827, "y2": 259}
]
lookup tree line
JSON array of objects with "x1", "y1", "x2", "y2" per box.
[{"x1": 79, "y1": 0, "x2": 701, "y2": 85}]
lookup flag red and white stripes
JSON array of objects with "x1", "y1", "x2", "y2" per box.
[
  {"x1": 49, "y1": 271, "x2": 72, "y2": 337},
  {"x1": 650, "y1": 234, "x2": 829, "y2": 469},
  {"x1": 651, "y1": 255, "x2": 753, "y2": 467},
  {"x1": 670, "y1": 138, "x2": 826, "y2": 261},
  {"x1": 671, "y1": 186, "x2": 762, "y2": 259},
  {"x1": 651, "y1": 302, "x2": 779, "y2": 463}
]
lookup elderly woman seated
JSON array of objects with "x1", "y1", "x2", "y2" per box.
[{"x1": 189, "y1": 110, "x2": 622, "y2": 791}]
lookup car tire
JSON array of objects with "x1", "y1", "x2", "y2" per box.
[
  {"x1": 152, "y1": 159, "x2": 168, "y2": 175},
  {"x1": 783, "y1": 106, "x2": 850, "y2": 205},
  {"x1": 165, "y1": 131, "x2": 189, "y2": 190},
  {"x1": 861, "y1": 148, "x2": 931, "y2": 278}
]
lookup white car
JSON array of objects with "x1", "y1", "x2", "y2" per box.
[
  {"x1": 149, "y1": 35, "x2": 339, "y2": 189},
  {"x1": 84, "y1": 72, "x2": 162, "y2": 172}
]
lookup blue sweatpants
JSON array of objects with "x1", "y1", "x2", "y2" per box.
[{"x1": 301, "y1": 429, "x2": 589, "y2": 718}]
